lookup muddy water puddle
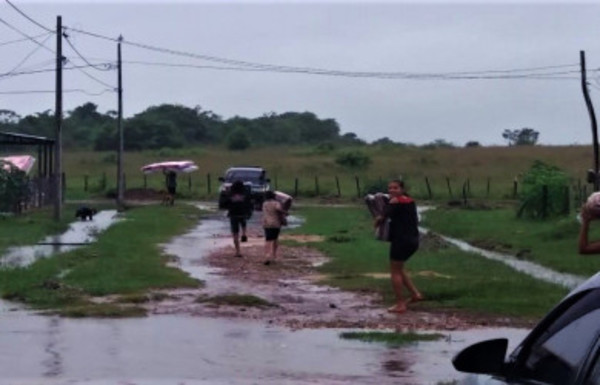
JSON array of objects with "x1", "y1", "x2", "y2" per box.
[
  {"x1": 0, "y1": 309, "x2": 528, "y2": 384},
  {"x1": 1, "y1": 210, "x2": 121, "y2": 268}
]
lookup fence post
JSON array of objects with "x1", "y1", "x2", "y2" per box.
[
  {"x1": 446, "y1": 177, "x2": 452, "y2": 198},
  {"x1": 355, "y1": 176, "x2": 361, "y2": 198},
  {"x1": 335, "y1": 176, "x2": 341, "y2": 197},
  {"x1": 467, "y1": 178, "x2": 471, "y2": 197},
  {"x1": 513, "y1": 178, "x2": 518, "y2": 199},
  {"x1": 314, "y1": 176, "x2": 320, "y2": 196},
  {"x1": 123, "y1": 173, "x2": 126, "y2": 193},
  {"x1": 207, "y1": 173, "x2": 211, "y2": 195},
  {"x1": 425, "y1": 177, "x2": 432, "y2": 199},
  {"x1": 462, "y1": 182, "x2": 468, "y2": 206},
  {"x1": 542, "y1": 185, "x2": 548, "y2": 219},
  {"x1": 487, "y1": 177, "x2": 491, "y2": 197},
  {"x1": 84, "y1": 175, "x2": 88, "y2": 192},
  {"x1": 62, "y1": 172, "x2": 66, "y2": 203},
  {"x1": 294, "y1": 178, "x2": 299, "y2": 197}
]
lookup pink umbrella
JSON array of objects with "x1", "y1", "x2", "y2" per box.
[
  {"x1": 140, "y1": 160, "x2": 199, "y2": 174},
  {"x1": 1, "y1": 155, "x2": 36, "y2": 174}
]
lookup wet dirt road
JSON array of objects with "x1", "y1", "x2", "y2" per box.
[{"x1": 0, "y1": 205, "x2": 531, "y2": 384}]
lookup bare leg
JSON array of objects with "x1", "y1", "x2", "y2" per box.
[
  {"x1": 400, "y1": 270, "x2": 423, "y2": 301},
  {"x1": 233, "y1": 233, "x2": 241, "y2": 256},
  {"x1": 264, "y1": 240, "x2": 272, "y2": 259},
  {"x1": 272, "y1": 239, "x2": 279, "y2": 259},
  {"x1": 389, "y1": 261, "x2": 407, "y2": 313}
]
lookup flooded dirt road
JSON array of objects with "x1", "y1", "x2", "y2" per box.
[{"x1": 0, "y1": 204, "x2": 532, "y2": 384}]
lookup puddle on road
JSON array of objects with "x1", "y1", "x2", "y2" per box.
[
  {"x1": 0, "y1": 310, "x2": 528, "y2": 384},
  {"x1": 0, "y1": 210, "x2": 121, "y2": 268}
]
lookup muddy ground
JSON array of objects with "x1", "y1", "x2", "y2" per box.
[{"x1": 145, "y1": 215, "x2": 534, "y2": 332}]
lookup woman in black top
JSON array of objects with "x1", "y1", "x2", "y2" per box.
[
  {"x1": 375, "y1": 179, "x2": 423, "y2": 313},
  {"x1": 224, "y1": 180, "x2": 252, "y2": 257}
]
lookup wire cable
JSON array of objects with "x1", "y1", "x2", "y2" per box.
[
  {"x1": 0, "y1": 32, "x2": 52, "y2": 48},
  {"x1": 63, "y1": 34, "x2": 114, "y2": 71},
  {"x1": 0, "y1": 88, "x2": 115, "y2": 96},
  {"x1": 5, "y1": 0, "x2": 54, "y2": 33},
  {"x1": 0, "y1": 16, "x2": 54, "y2": 54},
  {"x1": 4, "y1": 33, "x2": 53, "y2": 75}
]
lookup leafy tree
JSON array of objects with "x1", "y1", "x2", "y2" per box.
[
  {"x1": 372, "y1": 137, "x2": 396, "y2": 146},
  {"x1": 226, "y1": 127, "x2": 251, "y2": 150},
  {"x1": 502, "y1": 128, "x2": 539, "y2": 146},
  {"x1": 422, "y1": 139, "x2": 455, "y2": 149},
  {"x1": 465, "y1": 141, "x2": 481, "y2": 147},
  {"x1": 0, "y1": 162, "x2": 28, "y2": 212},
  {"x1": 517, "y1": 160, "x2": 569, "y2": 219}
]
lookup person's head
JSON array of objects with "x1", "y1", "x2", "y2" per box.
[
  {"x1": 230, "y1": 180, "x2": 245, "y2": 194},
  {"x1": 265, "y1": 190, "x2": 276, "y2": 200},
  {"x1": 388, "y1": 179, "x2": 406, "y2": 197}
]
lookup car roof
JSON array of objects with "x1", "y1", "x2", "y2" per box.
[
  {"x1": 567, "y1": 271, "x2": 600, "y2": 299},
  {"x1": 225, "y1": 167, "x2": 264, "y2": 172}
]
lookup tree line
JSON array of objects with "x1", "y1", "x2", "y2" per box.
[
  {"x1": 0, "y1": 103, "x2": 364, "y2": 151},
  {"x1": 0, "y1": 102, "x2": 540, "y2": 150}
]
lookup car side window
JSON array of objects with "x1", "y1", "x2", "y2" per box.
[{"x1": 523, "y1": 289, "x2": 600, "y2": 385}]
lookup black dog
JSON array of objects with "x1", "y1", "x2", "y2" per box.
[{"x1": 75, "y1": 207, "x2": 97, "y2": 221}]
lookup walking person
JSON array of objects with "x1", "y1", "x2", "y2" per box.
[
  {"x1": 579, "y1": 192, "x2": 600, "y2": 254},
  {"x1": 164, "y1": 170, "x2": 177, "y2": 205},
  {"x1": 262, "y1": 190, "x2": 286, "y2": 265},
  {"x1": 374, "y1": 179, "x2": 423, "y2": 313},
  {"x1": 224, "y1": 180, "x2": 252, "y2": 257}
]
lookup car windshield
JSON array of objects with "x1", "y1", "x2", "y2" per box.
[{"x1": 225, "y1": 170, "x2": 264, "y2": 183}]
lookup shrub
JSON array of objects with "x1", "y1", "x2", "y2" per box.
[
  {"x1": 335, "y1": 151, "x2": 371, "y2": 169},
  {"x1": 517, "y1": 160, "x2": 569, "y2": 219},
  {"x1": 226, "y1": 128, "x2": 251, "y2": 150},
  {"x1": 0, "y1": 163, "x2": 28, "y2": 212}
]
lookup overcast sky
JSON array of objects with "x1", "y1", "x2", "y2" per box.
[{"x1": 2, "y1": 1, "x2": 600, "y2": 145}]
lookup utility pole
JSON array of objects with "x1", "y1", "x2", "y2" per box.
[
  {"x1": 581, "y1": 50, "x2": 600, "y2": 191},
  {"x1": 54, "y1": 15, "x2": 63, "y2": 221},
  {"x1": 116, "y1": 35, "x2": 124, "y2": 208}
]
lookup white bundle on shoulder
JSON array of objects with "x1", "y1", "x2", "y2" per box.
[{"x1": 586, "y1": 192, "x2": 600, "y2": 218}]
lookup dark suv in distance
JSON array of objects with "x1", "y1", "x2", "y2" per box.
[
  {"x1": 453, "y1": 271, "x2": 600, "y2": 385},
  {"x1": 218, "y1": 166, "x2": 271, "y2": 210}
]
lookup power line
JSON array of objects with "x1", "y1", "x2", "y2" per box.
[
  {"x1": 4, "y1": 33, "x2": 53, "y2": 76},
  {"x1": 0, "y1": 16, "x2": 54, "y2": 54},
  {"x1": 0, "y1": 88, "x2": 115, "y2": 96},
  {"x1": 0, "y1": 62, "x2": 115, "y2": 80},
  {"x1": 63, "y1": 34, "x2": 114, "y2": 71},
  {"x1": 4, "y1": 0, "x2": 54, "y2": 33},
  {"x1": 0, "y1": 32, "x2": 52, "y2": 48},
  {"x1": 63, "y1": 25, "x2": 581, "y2": 81}
]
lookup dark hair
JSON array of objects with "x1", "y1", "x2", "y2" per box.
[
  {"x1": 389, "y1": 179, "x2": 410, "y2": 196},
  {"x1": 265, "y1": 190, "x2": 276, "y2": 200},
  {"x1": 230, "y1": 180, "x2": 245, "y2": 194}
]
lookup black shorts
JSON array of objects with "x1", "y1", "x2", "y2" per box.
[
  {"x1": 264, "y1": 227, "x2": 281, "y2": 241},
  {"x1": 167, "y1": 186, "x2": 176, "y2": 195},
  {"x1": 230, "y1": 217, "x2": 247, "y2": 234},
  {"x1": 389, "y1": 241, "x2": 418, "y2": 262}
]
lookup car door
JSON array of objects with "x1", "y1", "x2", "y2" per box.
[{"x1": 506, "y1": 288, "x2": 600, "y2": 385}]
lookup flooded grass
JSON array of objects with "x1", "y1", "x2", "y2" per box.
[
  {"x1": 0, "y1": 204, "x2": 203, "y2": 313},
  {"x1": 422, "y1": 207, "x2": 599, "y2": 277},
  {"x1": 339, "y1": 331, "x2": 444, "y2": 347},
  {"x1": 291, "y1": 206, "x2": 568, "y2": 319},
  {"x1": 196, "y1": 294, "x2": 276, "y2": 308}
]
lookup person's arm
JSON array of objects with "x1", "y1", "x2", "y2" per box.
[{"x1": 579, "y1": 208, "x2": 600, "y2": 254}]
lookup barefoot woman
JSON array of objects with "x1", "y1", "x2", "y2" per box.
[{"x1": 375, "y1": 179, "x2": 423, "y2": 313}]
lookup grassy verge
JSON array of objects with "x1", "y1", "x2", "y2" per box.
[
  {"x1": 421, "y1": 206, "x2": 600, "y2": 277},
  {"x1": 290, "y1": 206, "x2": 569, "y2": 319},
  {"x1": 339, "y1": 331, "x2": 444, "y2": 347},
  {"x1": 0, "y1": 204, "x2": 203, "y2": 317}
]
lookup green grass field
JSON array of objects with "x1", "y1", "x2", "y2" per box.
[
  {"x1": 0, "y1": 204, "x2": 202, "y2": 316},
  {"x1": 290, "y1": 206, "x2": 569, "y2": 319},
  {"x1": 61, "y1": 144, "x2": 595, "y2": 202}
]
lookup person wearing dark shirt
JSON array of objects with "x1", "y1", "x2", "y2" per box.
[
  {"x1": 224, "y1": 180, "x2": 253, "y2": 257},
  {"x1": 164, "y1": 170, "x2": 177, "y2": 205},
  {"x1": 374, "y1": 179, "x2": 423, "y2": 313}
]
